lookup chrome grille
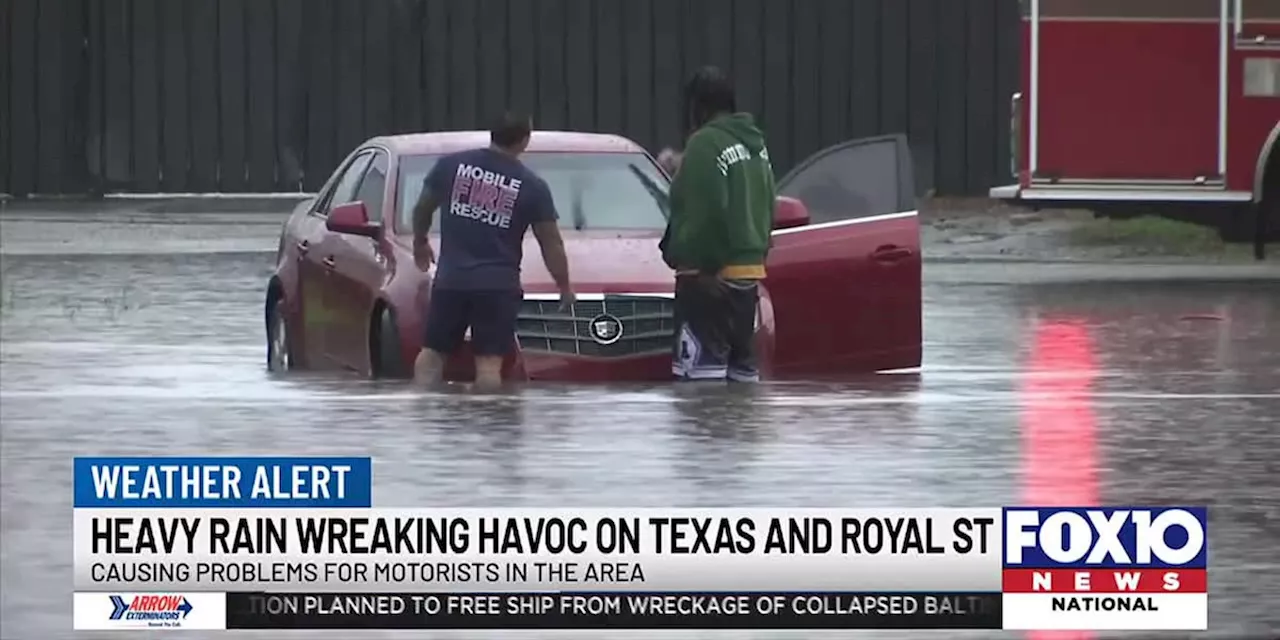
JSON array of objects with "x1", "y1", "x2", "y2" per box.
[{"x1": 516, "y1": 295, "x2": 674, "y2": 357}]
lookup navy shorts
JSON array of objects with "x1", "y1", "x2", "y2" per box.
[{"x1": 422, "y1": 287, "x2": 521, "y2": 357}]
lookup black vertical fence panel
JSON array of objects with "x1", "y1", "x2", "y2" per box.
[
  {"x1": 816, "y1": 0, "x2": 851, "y2": 150},
  {"x1": 301, "y1": 0, "x2": 335, "y2": 191},
  {"x1": 362, "y1": 0, "x2": 393, "y2": 139},
  {"x1": 507, "y1": 1, "x2": 537, "y2": 118},
  {"x1": 703, "y1": 0, "x2": 732, "y2": 73},
  {"x1": 64, "y1": 0, "x2": 88, "y2": 193},
  {"x1": 562, "y1": 0, "x2": 593, "y2": 130},
  {"x1": 187, "y1": 0, "x2": 218, "y2": 192},
  {"x1": 217, "y1": 0, "x2": 247, "y2": 191},
  {"x1": 907, "y1": 0, "x2": 939, "y2": 196},
  {"x1": 477, "y1": 0, "x2": 506, "y2": 121},
  {"x1": 0, "y1": 0, "x2": 9, "y2": 194},
  {"x1": 35, "y1": 0, "x2": 66, "y2": 193},
  {"x1": 760, "y1": 0, "x2": 791, "y2": 171},
  {"x1": 650, "y1": 0, "x2": 682, "y2": 150},
  {"x1": 85, "y1": 0, "x2": 106, "y2": 192},
  {"x1": 101, "y1": 0, "x2": 132, "y2": 189},
  {"x1": 879, "y1": 0, "x2": 910, "y2": 144},
  {"x1": 679, "y1": 0, "x2": 705, "y2": 114},
  {"x1": 246, "y1": 0, "x2": 278, "y2": 191},
  {"x1": 9, "y1": 0, "x2": 38, "y2": 196},
  {"x1": 421, "y1": 0, "x2": 450, "y2": 134},
  {"x1": 131, "y1": 0, "x2": 160, "y2": 192},
  {"x1": 935, "y1": 0, "x2": 970, "y2": 196},
  {"x1": 534, "y1": 0, "x2": 567, "y2": 131},
  {"x1": 791, "y1": 1, "x2": 822, "y2": 163},
  {"x1": 390, "y1": 0, "x2": 424, "y2": 135},
  {"x1": 160, "y1": 0, "x2": 190, "y2": 192},
  {"x1": 275, "y1": 0, "x2": 304, "y2": 189},
  {"x1": 622, "y1": 1, "x2": 653, "y2": 150},
  {"x1": 849, "y1": 0, "x2": 882, "y2": 140},
  {"x1": 3, "y1": 0, "x2": 1021, "y2": 198},
  {"x1": 730, "y1": 0, "x2": 763, "y2": 137},
  {"x1": 593, "y1": 1, "x2": 624, "y2": 136},
  {"x1": 966, "y1": 0, "x2": 999, "y2": 195},
  {"x1": 446, "y1": 0, "x2": 478, "y2": 129},
  {"x1": 994, "y1": 0, "x2": 1022, "y2": 187}
]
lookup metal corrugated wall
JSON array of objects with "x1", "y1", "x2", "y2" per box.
[{"x1": 0, "y1": 0, "x2": 1019, "y2": 197}]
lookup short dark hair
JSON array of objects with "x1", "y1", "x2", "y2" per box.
[
  {"x1": 490, "y1": 111, "x2": 532, "y2": 148},
  {"x1": 684, "y1": 66, "x2": 736, "y2": 130}
]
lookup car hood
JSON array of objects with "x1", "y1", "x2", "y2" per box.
[{"x1": 520, "y1": 229, "x2": 673, "y2": 294}]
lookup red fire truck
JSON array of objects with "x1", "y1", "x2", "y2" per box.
[{"x1": 990, "y1": 0, "x2": 1280, "y2": 239}]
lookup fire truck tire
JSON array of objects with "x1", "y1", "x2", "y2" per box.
[{"x1": 1257, "y1": 151, "x2": 1279, "y2": 252}]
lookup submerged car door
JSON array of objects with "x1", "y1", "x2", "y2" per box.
[
  {"x1": 309, "y1": 150, "x2": 375, "y2": 365},
  {"x1": 325, "y1": 150, "x2": 390, "y2": 372},
  {"x1": 764, "y1": 135, "x2": 923, "y2": 375}
]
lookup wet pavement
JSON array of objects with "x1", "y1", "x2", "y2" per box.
[{"x1": 1, "y1": 207, "x2": 1279, "y2": 639}]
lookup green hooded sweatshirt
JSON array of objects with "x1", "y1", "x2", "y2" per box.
[{"x1": 660, "y1": 113, "x2": 777, "y2": 279}]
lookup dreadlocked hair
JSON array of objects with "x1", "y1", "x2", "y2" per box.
[{"x1": 683, "y1": 66, "x2": 736, "y2": 133}]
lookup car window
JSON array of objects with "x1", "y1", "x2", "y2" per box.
[
  {"x1": 355, "y1": 152, "x2": 388, "y2": 221},
  {"x1": 395, "y1": 152, "x2": 670, "y2": 234},
  {"x1": 776, "y1": 137, "x2": 912, "y2": 224},
  {"x1": 321, "y1": 152, "x2": 374, "y2": 215}
]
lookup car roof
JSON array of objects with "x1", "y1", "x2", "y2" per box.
[{"x1": 368, "y1": 131, "x2": 648, "y2": 155}]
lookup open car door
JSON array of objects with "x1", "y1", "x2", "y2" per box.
[{"x1": 764, "y1": 134, "x2": 922, "y2": 375}]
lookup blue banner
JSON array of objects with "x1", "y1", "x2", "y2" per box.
[{"x1": 73, "y1": 457, "x2": 372, "y2": 508}]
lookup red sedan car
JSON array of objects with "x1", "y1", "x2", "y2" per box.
[{"x1": 264, "y1": 131, "x2": 921, "y2": 382}]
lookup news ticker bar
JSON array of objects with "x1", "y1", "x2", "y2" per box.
[{"x1": 81, "y1": 591, "x2": 1003, "y2": 630}]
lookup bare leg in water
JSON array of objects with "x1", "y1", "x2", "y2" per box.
[
  {"x1": 413, "y1": 348, "x2": 447, "y2": 387},
  {"x1": 474, "y1": 356, "x2": 504, "y2": 391}
]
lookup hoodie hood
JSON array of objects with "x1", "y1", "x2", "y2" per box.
[{"x1": 704, "y1": 113, "x2": 767, "y2": 156}]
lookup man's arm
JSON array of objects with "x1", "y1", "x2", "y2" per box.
[
  {"x1": 528, "y1": 179, "x2": 571, "y2": 293},
  {"x1": 412, "y1": 187, "x2": 439, "y2": 248},
  {"x1": 532, "y1": 221, "x2": 571, "y2": 291},
  {"x1": 412, "y1": 160, "x2": 452, "y2": 272}
]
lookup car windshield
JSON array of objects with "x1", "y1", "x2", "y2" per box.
[{"x1": 396, "y1": 151, "x2": 669, "y2": 233}]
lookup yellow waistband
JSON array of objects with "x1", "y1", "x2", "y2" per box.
[
  {"x1": 676, "y1": 265, "x2": 766, "y2": 280},
  {"x1": 720, "y1": 264, "x2": 766, "y2": 280}
]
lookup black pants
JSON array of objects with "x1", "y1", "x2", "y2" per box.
[{"x1": 672, "y1": 275, "x2": 760, "y2": 382}]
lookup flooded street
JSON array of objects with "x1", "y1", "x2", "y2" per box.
[{"x1": 1, "y1": 208, "x2": 1279, "y2": 639}]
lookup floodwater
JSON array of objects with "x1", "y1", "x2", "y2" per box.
[{"x1": 1, "y1": 208, "x2": 1279, "y2": 639}]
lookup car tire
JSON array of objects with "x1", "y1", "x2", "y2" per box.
[
  {"x1": 375, "y1": 306, "x2": 408, "y2": 379},
  {"x1": 267, "y1": 298, "x2": 293, "y2": 372}
]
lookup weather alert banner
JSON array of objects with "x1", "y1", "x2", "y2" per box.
[
  {"x1": 71, "y1": 457, "x2": 1207, "y2": 631},
  {"x1": 1001, "y1": 507, "x2": 1209, "y2": 630}
]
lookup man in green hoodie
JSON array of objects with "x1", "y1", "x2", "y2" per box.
[{"x1": 660, "y1": 66, "x2": 777, "y2": 382}]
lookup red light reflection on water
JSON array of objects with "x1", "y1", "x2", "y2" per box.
[{"x1": 1020, "y1": 319, "x2": 1099, "y2": 640}]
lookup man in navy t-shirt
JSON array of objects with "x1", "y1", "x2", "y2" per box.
[{"x1": 409, "y1": 112, "x2": 574, "y2": 389}]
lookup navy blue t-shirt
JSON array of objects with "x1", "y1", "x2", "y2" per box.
[{"x1": 424, "y1": 148, "x2": 557, "y2": 291}]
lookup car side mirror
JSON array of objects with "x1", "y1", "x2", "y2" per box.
[
  {"x1": 773, "y1": 196, "x2": 810, "y2": 230},
  {"x1": 327, "y1": 202, "x2": 381, "y2": 238}
]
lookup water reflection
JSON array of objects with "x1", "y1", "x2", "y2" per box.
[
  {"x1": 3, "y1": 231, "x2": 1280, "y2": 636},
  {"x1": 1019, "y1": 317, "x2": 1099, "y2": 508}
]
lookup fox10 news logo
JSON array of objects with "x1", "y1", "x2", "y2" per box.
[{"x1": 1001, "y1": 507, "x2": 1208, "y2": 631}]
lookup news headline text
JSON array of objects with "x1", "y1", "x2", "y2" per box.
[
  {"x1": 223, "y1": 591, "x2": 1003, "y2": 629},
  {"x1": 87, "y1": 514, "x2": 995, "y2": 556}
]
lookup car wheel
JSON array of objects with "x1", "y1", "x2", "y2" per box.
[
  {"x1": 267, "y1": 299, "x2": 293, "y2": 372},
  {"x1": 375, "y1": 306, "x2": 407, "y2": 379}
]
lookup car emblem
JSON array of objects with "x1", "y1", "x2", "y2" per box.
[{"x1": 588, "y1": 314, "x2": 624, "y2": 345}]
